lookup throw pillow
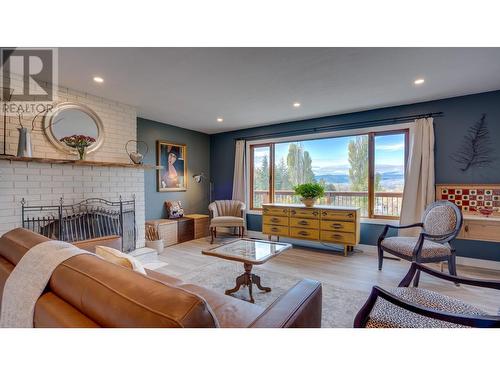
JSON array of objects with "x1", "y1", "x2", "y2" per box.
[{"x1": 95, "y1": 245, "x2": 147, "y2": 275}]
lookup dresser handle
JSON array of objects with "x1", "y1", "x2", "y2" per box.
[
  {"x1": 271, "y1": 218, "x2": 280, "y2": 223},
  {"x1": 464, "y1": 225, "x2": 469, "y2": 233},
  {"x1": 298, "y1": 231, "x2": 308, "y2": 236},
  {"x1": 291, "y1": 210, "x2": 296, "y2": 215},
  {"x1": 331, "y1": 224, "x2": 342, "y2": 228},
  {"x1": 271, "y1": 227, "x2": 279, "y2": 232},
  {"x1": 322, "y1": 211, "x2": 327, "y2": 216},
  {"x1": 283, "y1": 209, "x2": 288, "y2": 213},
  {"x1": 298, "y1": 220, "x2": 308, "y2": 225},
  {"x1": 313, "y1": 211, "x2": 318, "y2": 216},
  {"x1": 347, "y1": 213, "x2": 354, "y2": 218},
  {"x1": 332, "y1": 234, "x2": 342, "y2": 238}
]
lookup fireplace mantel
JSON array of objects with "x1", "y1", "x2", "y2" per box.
[{"x1": 0, "y1": 155, "x2": 159, "y2": 169}]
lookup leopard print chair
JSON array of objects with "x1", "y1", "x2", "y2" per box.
[
  {"x1": 378, "y1": 200, "x2": 463, "y2": 286},
  {"x1": 354, "y1": 262, "x2": 500, "y2": 328}
]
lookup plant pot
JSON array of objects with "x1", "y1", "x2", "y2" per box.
[
  {"x1": 300, "y1": 197, "x2": 316, "y2": 207},
  {"x1": 146, "y1": 239, "x2": 164, "y2": 254}
]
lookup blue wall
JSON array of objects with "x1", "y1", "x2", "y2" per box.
[
  {"x1": 137, "y1": 117, "x2": 211, "y2": 220},
  {"x1": 210, "y1": 90, "x2": 500, "y2": 261}
]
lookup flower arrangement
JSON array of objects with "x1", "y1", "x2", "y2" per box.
[
  {"x1": 60, "y1": 134, "x2": 96, "y2": 160},
  {"x1": 293, "y1": 183, "x2": 325, "y2": 207}
]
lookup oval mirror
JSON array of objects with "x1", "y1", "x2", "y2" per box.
[{"x1": 44, "y1": 102, "x2": 104, "y2": 155}]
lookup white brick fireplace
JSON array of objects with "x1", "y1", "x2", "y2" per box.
[{"x1": 0, "y1": 79, "x2": 146, "y2": 248}]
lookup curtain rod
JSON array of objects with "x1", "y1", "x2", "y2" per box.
[{"x1": 236, "y1": 112, "x2": 443, "y2": 141}]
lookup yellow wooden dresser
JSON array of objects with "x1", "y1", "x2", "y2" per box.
[{"x1": 262, "y1": 203, "x2": 360, "y2": 256}]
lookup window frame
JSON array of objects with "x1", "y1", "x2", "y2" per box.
[{"x1": 247, "y1": 124, "x2": 410, "y2": 219}]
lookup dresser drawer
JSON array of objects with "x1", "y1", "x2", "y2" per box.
[
  {"x1": 289, "y1": 208, "x2": 320, "y2": 219},
  {"x1": 290, "y1": 227, "x2": 320, "y2": 240},
  {"x1": 290, "y1": 217, "x2": 320, "y2": 229},
  {"x1": 321, "y1": 209, "x2": 356, "y2": 222},
  {"x1": 263, "y1": 215, "x2": 289, "y2": 226},
  {"x1": 263, "y1": 224, "x2": 289, "y2": 236},
  {"x1": 320, "y1": 230, "x2": 355, "y2": 244},
  {"x1": 320, "y1": 220, "x2": 355, "y2": 233},
  {"x1": 263, "y1": 206, "x2": 289, "y2": 217},
  {"x1": 459, "y1": 220, "x2": 500, "y2": 242}
]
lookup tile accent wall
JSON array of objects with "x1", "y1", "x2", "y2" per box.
[{"x1": 0, "y1": 76, "x2": 145, "y2": 247}]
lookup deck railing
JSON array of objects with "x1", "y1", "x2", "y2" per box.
[{"x1": 253, "y1": 190, "x2": 403, "y2": 217}]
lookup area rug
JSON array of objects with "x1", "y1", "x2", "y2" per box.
[{"x1": 180, "y1": 259, "x2": 369, "y2": 328}]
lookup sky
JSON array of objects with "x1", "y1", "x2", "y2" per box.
[{"x1": 254, "y1": 133, "x2": 405, "y2": 176}]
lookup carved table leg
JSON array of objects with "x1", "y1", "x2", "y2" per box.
[
  {"x1": 251, "y1": 273, "x2": 271, "y2": 293},
  {"x1": 225, "y1": 262, "x2": 271, "y2": 303}
]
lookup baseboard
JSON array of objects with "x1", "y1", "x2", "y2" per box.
[{"x1": 247, "y1": 230, "x2": 500, "y2": 271}]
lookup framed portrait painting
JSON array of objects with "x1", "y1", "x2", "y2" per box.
[{"x1": 156, "y1": 141, "x2": 187, "y2": 192}]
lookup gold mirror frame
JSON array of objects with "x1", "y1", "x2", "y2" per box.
[{"x1": 43, "y1": 102, "x2": 105, "y2": 155}]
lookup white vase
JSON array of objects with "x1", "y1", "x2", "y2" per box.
[{"x1": 17, "y1": 128, "x2": 32, "y2": 157}]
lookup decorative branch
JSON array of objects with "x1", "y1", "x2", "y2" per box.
[{"x1": 451, "y1": 114, "x2": 494, "y2": 172}]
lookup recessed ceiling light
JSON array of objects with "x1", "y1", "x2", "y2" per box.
[
  {"x1": 217, "y1": 117, "x2": 223, "y2": 123},
  {"x1": 293, "y1": 102, "x2": 301, "y2": 107},
  {"x1": 93, "y1": 76, "x2": 104, "y2": 83},
  {"x1": 414, "y1": 78, "x2": 425, "y2": 85}
]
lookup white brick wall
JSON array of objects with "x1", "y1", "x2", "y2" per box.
[
  {"x1": 1, "y1": 74, "x2": 136, "y2": 163},
  {"x1": 0, "y1": 160, "x2": 146, "y2": 248},
  {"x1": 0, "y1": 77, "x2": 145, "y2": 248}
]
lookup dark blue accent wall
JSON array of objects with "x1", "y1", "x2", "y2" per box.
[
  {"x1": 210, "y1": 90, "x2": 500, "y2": 261},
  {"x1": 137, "y1": 117, "x2": 211, "y2": 220}
]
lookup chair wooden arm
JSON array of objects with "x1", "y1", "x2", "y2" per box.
[
  {"x1": 354, "y1": 285, "x2": 500, "y2": 328},
  {"x1": 377, "y1": 222, "x2": 423, "y2": 246},
  {"x1": 399, "y1": 262, "x2": 500, "y2": 290}
]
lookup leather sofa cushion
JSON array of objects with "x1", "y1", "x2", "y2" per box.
[
  {"x1": 178, "y1": 283, "x2": 264, "y2": 328},
  {"x1": 146, "y1": 269, "x2": 184, "y2": 286},
  {"x1": 145, "y1": 269, "x2": 264, "y2": 327}
]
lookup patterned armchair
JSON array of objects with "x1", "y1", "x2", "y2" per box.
[
  {"x1": 354, "y1": 262, "x2": 500, "y2": 328},
  {"x1": 208, "y1": 200, "x2": 246, "y2": 244},
  {"x1": 378, "y1": 200, "x2": 463, "y2": 286}
]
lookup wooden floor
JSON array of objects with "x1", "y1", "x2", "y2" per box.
[{"x1": 148, "y1": 234, "x2": 500, "y2": 314}]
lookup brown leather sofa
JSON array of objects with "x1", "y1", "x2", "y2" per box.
[{"x1": 0, "y1": 228, "x2": 322, "y2": 328}]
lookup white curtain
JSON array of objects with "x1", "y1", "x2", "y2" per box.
[
  {"x1": 399, "y1": 117, "x2": 435, "y2": 236},
  {"x1": 232, "y1": 140, "x2": 246, "y2": 203}
]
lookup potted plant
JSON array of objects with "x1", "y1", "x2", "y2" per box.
[
  {"x1": 60, "y1": 134, "x2": 96, "y2": 160},
  {"x1": 293, "y1": 183, "x2": 325, "y2": 207}
]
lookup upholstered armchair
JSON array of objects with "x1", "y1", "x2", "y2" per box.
[
  {"x1": 354, "y1": 262, "x2": 500, "y2": 328},
  {"x1": 208, "y1": 200, "x2": 246, "y2": 244},
  {"x1": 378, "y1": 200, "x2": 463, "y2": 286}
]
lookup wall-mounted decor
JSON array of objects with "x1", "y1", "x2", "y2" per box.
[
  {"x1": 156, "y1": 140, "x2": 187, "y2": 191},
  {"x1": 125, "y1": 139, "x2": 149, "y2": 164},
  {"x1": 451, "y1": 114, "x2": 493, "y2": 171},
  {"x1": 436, "y1": 184, "x2": 500, "y2": 214},
  {"x1": 43, "y1": 102, "x2": 104, "y2": 156}
]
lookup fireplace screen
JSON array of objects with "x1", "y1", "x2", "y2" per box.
[{"x1": 21, "y1": 197, "x2": 136, "y2": 253}]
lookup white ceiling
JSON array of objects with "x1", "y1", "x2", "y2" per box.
[{"x1": 57, "y1": 48, "x2": 500, "y2": 134}]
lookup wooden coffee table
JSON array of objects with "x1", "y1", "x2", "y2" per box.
[{"x1": 202, "y1": 238, "x2": 291, "y2": 303}]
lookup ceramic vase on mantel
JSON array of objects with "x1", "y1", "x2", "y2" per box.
[{"x1": 17, "y1": 128, "x2": 33, "y2": 157}]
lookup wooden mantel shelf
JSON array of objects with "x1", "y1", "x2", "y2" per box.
[{"x1": 0, "y1": 155, "x2": 160, "y2": 169}]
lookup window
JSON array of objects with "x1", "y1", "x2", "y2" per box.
[{"x1": 249, "y1": 128, "x2": 408, "y2": 218}]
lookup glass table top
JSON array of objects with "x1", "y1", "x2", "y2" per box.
[{"x1": 202, "y1": 239, "x2": 291, "y2": 264}]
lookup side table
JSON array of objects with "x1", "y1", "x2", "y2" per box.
[{"x1": 184, "y1": 214, "x2": 210, "y2": 239}]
